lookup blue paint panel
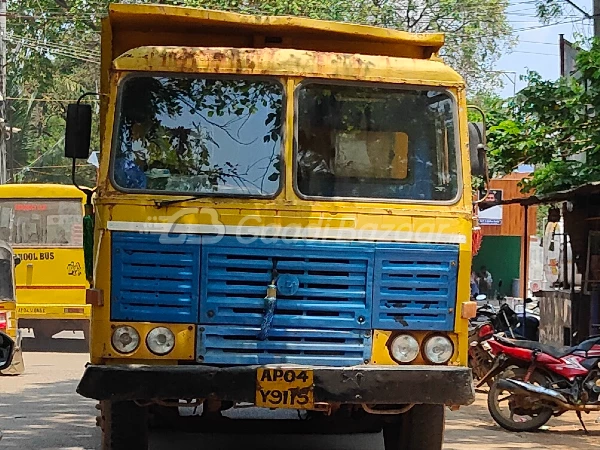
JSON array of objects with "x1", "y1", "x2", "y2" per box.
[
  {"x1": 372, "y1": 243, "x2": 459, "y2": 331},
  {"x1": 200, "y1": 237, "x2": 374, "y2": 329},
  {"x1": 111, "y1": 232, "x2": 199, "y2": 323},
  {"x1": 198, "y1": 325, "x2": 371, "y2": 366}
]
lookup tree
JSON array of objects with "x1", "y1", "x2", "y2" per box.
[
  {"x1": 486, "y1": 41, "x2": 600, "y2": 195},
  {"x1": 3, "y1": 0, "x2": 564, "y2": 186}
]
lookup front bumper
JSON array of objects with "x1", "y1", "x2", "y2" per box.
[{"x1": 77, "y1": 364, "x2": 474, "y2": 406}]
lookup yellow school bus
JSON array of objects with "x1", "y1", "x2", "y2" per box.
[
  {"x1": 0, "y1": 184, "x2": 90, "y2": 339},
  {"x1": 71, "y1": 4, "x2": 480, "y2": 449}
]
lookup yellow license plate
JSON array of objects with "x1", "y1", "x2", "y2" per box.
[
  {"x1": 17, "y1": 306, "x2": 46, "y2": 315},
  {"x1": 256, "y1": 368, "x2": 314, "y2": 409}
]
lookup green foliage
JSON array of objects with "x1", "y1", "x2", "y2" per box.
[
  {"x1": 486, "y1": 41, "x2": 600, "y2": 195},
  {"x1": 4, "y1": 0, "x2": 563, "y2": 187}
]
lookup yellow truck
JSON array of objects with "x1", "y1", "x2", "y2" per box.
[
  {"x1": 0, "y1": 184, "x2": 90, "y2": 339},
  {"x1": 66, "y1": 4, "x2": 483, "y2": 449}
]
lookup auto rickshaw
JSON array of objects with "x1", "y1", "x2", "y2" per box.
[{"x1": 0, "y1": 240, "x2": 24, "y2": 375}]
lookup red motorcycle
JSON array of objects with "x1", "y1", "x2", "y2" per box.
[{"x1": 480, "y1": 335, "x2": 600, "y2": 432}]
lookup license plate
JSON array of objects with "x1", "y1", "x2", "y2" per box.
[
  {"x1": 17, "y1": 306, "x2": 46, "y2": 314},
  {"x1": 256, "y1": 368, "x2": 314, "y2": 409}
]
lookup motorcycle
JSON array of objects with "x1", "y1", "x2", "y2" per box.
[
  {"x1": 482, "y1": 334, "x2": 600, "y2": 432},
  {"x1": 468, "y1": 296, "x2": 519, "y2": 385}
]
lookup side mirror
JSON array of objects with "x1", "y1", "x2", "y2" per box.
[
  {"x1": 0, "y1": 331, "x2": 14, "y2": 371},
  {"x1": 468, "y1": 122, "x2": 487, "y2": 177},
  {"x1": 13, "y1": 255, "x2": 20, "y2": 267},
  {"x1": 65, "y1": 103, "x2": 92, "y2": 159}
]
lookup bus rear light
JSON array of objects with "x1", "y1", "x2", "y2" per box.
[
  {"x1": 0, "y1": 311, "x2": 7, "y2": 331},
  {"x1": 86, "y1": 288, "x2": 104, "y2": 306}
]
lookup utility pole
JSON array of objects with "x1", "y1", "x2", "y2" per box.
[
  {"x1": 0, "y1": 0, "x2": 7, "y2": 185},
  {"x1": 595, "y1": 0, "x2": 600, "y2": 37}
]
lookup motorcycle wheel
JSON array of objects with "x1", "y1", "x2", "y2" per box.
[
  {"x1": 469, "y1": 347, "x2": 494, "y2": 387},
  {"x1": 487, "y1": 367, "x2": 553, "y2": 432}
]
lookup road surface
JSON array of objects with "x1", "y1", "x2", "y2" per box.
[{"x1": 1, "y1": 339, "x2": 600, "y2": 449}]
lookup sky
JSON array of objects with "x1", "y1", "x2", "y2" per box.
[{"x1": 495, "y1": 0, "x2": 593, "y2": 97}]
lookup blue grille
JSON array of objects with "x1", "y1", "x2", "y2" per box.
[
  {"x1": 111, "y1": 232, "x2": 199, "y2": 323},
  {"x1": 199, "y1": 325, "x2": 371, "y2": 366},
  {"x1": 200, "y1": 237, "x2": 373, "y2": 329},
  {"x1": 372, "y1": 244, "x2": 459, "y2": 331}
]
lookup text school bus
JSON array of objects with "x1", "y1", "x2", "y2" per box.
[
  {"x1": 66, "y1": 4, "x2": 486, "y2": 449},
  {"x1": 0, "y1": 184, "x2": 90, "y2": 339}
]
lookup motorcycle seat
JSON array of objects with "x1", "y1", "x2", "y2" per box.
[{"x1": 495, "y1": 335, "x2": 573, "y2": 358}]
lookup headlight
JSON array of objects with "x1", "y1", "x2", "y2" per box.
[
  {"x1": 423, "y1": 335, "x2": 454, "y2": 364},
  {"x1": 146, "y1": 327, "x2": 175, "y2": 356},
  {"x1": 389, "y1": 334, "x2": 419, "y2": 363},
  {"x1": 111, "y1": 325, "x2": 140, "y2": 354}
]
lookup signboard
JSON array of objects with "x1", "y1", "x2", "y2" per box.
[{"x1": 479, "y1": 189, "x2": 503, "y2": 226}]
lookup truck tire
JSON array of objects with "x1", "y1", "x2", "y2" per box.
[
  {"x1": 382, "y1": 404, "x2": 445, "y2": 450},
  {"x1": 101, "y1": 400, "x2": 148, "y2": 450}
]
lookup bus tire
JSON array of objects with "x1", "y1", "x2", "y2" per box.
[
  {"x1": 382, "y1": 404, "x2": 445, "y2": 450},
  {"x1": 101, "y1": 400, "x2": 148, "y2": 450}
]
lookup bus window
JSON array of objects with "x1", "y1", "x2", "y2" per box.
[{"x1": 0, "y1": 200, "x2": 83, "y2": 247}]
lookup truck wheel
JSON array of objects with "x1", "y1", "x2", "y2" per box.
[
  {"x1": 101, "y1": 400, "x2": 148, "y2": 450},
  {"x1": 382, "y1": 404, "x2": 445, "y2": 450}
]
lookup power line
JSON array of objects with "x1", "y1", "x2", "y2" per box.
[
  {"x1": 8, "y1": 33, "x2": 100, "y2": 58},
  {"x1": 511, "y1": 50, "x2": 559, "y2": 56},
  {"x1": 5, "y1": 97, "x2": 98, "y2": 102},
  {"x1": 519, "y1": 39, "x2": 560, "y2": 45},
  {"x1": 514, "y1": 17, "x2": 588, "y2": 32}
]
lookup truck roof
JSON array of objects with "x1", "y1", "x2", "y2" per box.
[{"x1": 107, "y1": 3, "x2": 445, "y2": 59}]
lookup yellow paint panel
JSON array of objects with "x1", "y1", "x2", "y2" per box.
[
  {"x1": 113, "y1": 47, "x2": 463, "y2": 88},
  {"x1": 93, "y1": 322, "x2": 195, "y2": 362},
  {"x1": 371, "y1": 330, "x2": 464, "y2": 366},
  {"x1": 108, "y1": 3, "x2": 444, "y2": 59}
]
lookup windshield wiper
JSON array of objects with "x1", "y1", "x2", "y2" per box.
[{"x1": 154, "y1": 195, "x2": 204, "y2": 208}]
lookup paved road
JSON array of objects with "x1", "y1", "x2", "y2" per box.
[{"x1": 2, "y1": 340, "x2": 600, "y2": 449}]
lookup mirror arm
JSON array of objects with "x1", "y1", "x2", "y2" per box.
[{"x1": 467, "y1": 105, "x2": 491, "y2": 206}]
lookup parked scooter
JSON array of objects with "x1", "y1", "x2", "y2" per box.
[{"x1": 482, "y1": 334, "x2": 600, "y2": 432}]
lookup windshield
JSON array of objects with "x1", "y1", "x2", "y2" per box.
[
  {"x1": 112, "y1": 75, "x2": 284, "y2": 196},
  {"x1": 0, "y1": 200, "x2": 83, "y2": 247},
  {"x1": 296, "y1": 83, "x2": 459, "y2": 202}
]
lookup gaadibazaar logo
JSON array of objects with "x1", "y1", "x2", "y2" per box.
[{"x1": 132, "y1": 208, "x2": 467, "y2": 245}]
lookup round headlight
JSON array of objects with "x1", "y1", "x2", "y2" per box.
[
  {"x1": 390, "y1": 334, "x2": 419, "y2": 363},
  {"x1": 423, "y1": 335, "x2": 454, "y2": 364},
  {"x1": 111, "y1": 325, "x2": 140, "y2": 354},
  {"x1": 146, "y1": 327, "x2": 175, "y2": 356}
]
